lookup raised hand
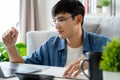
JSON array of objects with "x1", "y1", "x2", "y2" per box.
[{"x1": 2, "y1": 27, "x2": 18, "y2": 48}]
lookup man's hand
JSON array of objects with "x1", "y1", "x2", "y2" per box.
[
  {"x1": 2, "y1": 27, "x2": 24, "y2": 63},
  {"x1": 63, "y1": 57, "x2": 88, "y2": 78},
  {"x1": 2, "y1": 27, "x2": 18, "y2": 48}
]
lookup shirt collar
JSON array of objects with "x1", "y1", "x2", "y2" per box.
[
  {"x1": 58, "y1": 39, "x2": 66, "y2": 51},
  {"x1": 82, "y1": 28, "x2": 91, "y2": 52}
]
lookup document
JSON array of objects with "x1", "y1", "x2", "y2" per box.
[{"x1": 38, "y1": 66, "x2": 88, "y2": 80}]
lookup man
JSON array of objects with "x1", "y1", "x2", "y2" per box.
[{"x1": 2, "y1": 0, "x2": 110, "y2": 78}]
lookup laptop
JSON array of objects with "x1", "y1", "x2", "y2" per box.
[{"x1": 0, "y1": 62, "x2": 48, "y2": 78}]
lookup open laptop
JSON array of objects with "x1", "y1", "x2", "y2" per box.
[{"x1": 0, "y1": 62, "x2": 48, "y2": 78}]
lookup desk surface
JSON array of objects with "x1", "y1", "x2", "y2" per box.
[{"x1": 0, "y1": 62, "x2": 87, "y2": 80}]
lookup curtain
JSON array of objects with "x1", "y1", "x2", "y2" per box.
[{"x1": 19, "y1": 0, "x2": 40, "y2": 43}]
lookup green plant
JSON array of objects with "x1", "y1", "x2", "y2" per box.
[
  {"x1": 100, "y1": 37, "x2": 120, "y2": 72},
  {"x1": 96, "y1": 5, "x2": 102, "y2": 8},
  {"x1": 0, "y1": 41, "x2": 26, "y2": 62},
  {"x1": 99, "y1": 0, "x2": 111, "y2": 7}
]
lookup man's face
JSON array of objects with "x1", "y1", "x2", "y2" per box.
[{"x1": 53, "y1": 13, "x2": 80, "y2": 39}]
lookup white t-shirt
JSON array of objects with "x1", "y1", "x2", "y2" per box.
[{"x1": 65, "y1": 45, "x2": 85, "y2": 67}]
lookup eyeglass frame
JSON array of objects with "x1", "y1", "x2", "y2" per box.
[{"x1": 50, "y1": 15, "x2": 73, "y2": 27}]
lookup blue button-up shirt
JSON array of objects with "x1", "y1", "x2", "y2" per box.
[{"x1": 24, "y1": 30, "x2": 110, "y2": 67}]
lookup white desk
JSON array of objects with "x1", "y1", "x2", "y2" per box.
[
  {"x1": 0, "y1": 77, "x2": 86, "y2": 80},
  {"x1": 0, "y1": 62, "x2": 87, "y2": 80}
]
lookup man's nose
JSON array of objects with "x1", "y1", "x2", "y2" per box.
[
  {"x1": 55, "y1": 21, "x2": 61, "y2": 27},
  {"x1": 55, "y1": 22, "x2": 61, "y2": 29}
]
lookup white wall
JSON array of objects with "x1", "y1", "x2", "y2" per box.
[
  {"x1": 38, "y1": 0, "x2": 47, "y2": 30},
  {"x1": 116, "y1": 0, "x2": 120, "y2": 16},
  {"x1": 38, "y1": 0, "x2": 59, "y2": 30},
  {"x1": 46, "y1": 0, "x2": 59, "y2": 30}
]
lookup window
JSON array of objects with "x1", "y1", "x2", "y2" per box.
[{"x1": 0, "y1": 0, "x2": 19, "y2": 41}]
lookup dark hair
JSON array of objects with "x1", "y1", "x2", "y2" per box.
[{"x1": 52, "y1": 0, "x2": 85, "y2": 26}]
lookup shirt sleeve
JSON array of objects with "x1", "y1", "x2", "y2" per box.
[{"x1": 23, "y1": 43, "x2": 47, "y2": 65}]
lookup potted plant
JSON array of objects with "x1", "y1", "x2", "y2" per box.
[
  {"x1": 0, "y1": 41, "x2": 26, "y2": 62},
  {"x1": 98, "y1": 0, "x2": 111, "y2": 13},
  {"x1": 100, "y1": 37, "x2": 120, "y2": 80},
  {"x1": 96, "y1": 5, "x2": 102, "y2": 13},
  {"x1": 99, "y1": 0, "x2": 111, "y2": 7}
]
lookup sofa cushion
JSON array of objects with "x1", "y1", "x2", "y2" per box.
[
  {"x1": 83, "y1": 23, "x2": 100, "y2": 33},
  {"x1": 97, "y1": 17, "x2": 120, "y2": 39}
]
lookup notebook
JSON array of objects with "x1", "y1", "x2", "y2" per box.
[{"x1": 0, "y1": 62, "x2": 47, "y2": 78}]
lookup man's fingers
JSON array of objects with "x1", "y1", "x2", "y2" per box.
[
  {"x1": 11, "y1": 27, "x2": 18, "y2": 39},
  {"x1": 68, "y1": 64, "x2": 80, "y2": 77},
  {"x1": 73, "y1": 70, "x2": 80, "y2": 77},
  {"x1": 63, "y1": 65, "x2": 73, "y2": 76},
  {"x1": 2, "y1": 27, "x2": 18, "y2": 46},
  {"x1": 63, "y1": 57, "x2": 88, "y2": 78},
  {"x1": 63, "y1": 64, "x2": 80, "y2": 78},
  {"x1": 66, "y1": 66, "x2": 77, "y2": 77},
  {"x1": 4, "y1": 30, "x2": 13, "y2": 43}
]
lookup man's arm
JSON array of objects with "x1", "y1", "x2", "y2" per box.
[{"x1": 2, "y1": 27, "x2": 24, "y2": 63}]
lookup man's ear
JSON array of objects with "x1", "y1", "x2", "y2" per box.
[{"x1": 76, "y1": 15, "x2": 82, "y2": 24}]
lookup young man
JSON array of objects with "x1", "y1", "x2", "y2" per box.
[{"x1": 2, "y1": 0, "x2": 110, "y2": 78}]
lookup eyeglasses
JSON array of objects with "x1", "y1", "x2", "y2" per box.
[{"x1": 50, "y1": 16, "x2": 72, "y2": 27}]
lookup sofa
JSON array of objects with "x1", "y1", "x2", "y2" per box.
[{"x1": 26, "y1": 17, "x2": 120, "y2": 56}]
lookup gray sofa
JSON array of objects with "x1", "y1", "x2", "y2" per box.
[
  {"x1": 26, "y1": 17, "x2": 120, "y2": 56},
  {"x1": 84, "y1": 17, "x2": 120, "y2": 38}
]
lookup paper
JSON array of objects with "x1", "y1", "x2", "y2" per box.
[{"x1": 38, "y1": 67, "x2": 88, "y2": 80}]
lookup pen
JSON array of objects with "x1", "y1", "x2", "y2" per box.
[{"x1": 16, "y1": 22, "x2": 19, "y2": 27}]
